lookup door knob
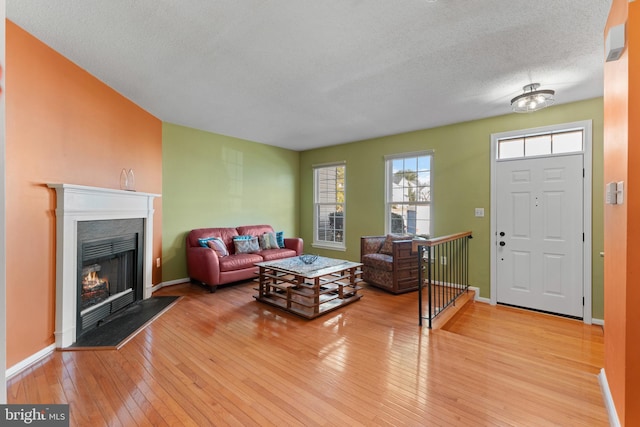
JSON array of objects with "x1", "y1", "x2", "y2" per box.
[
  {"x1": 499, "y1": 241, "x2": 506, "y2": 246},
  {"x1": 499, "y1": 231, "x2": 505, "y2": 237}
]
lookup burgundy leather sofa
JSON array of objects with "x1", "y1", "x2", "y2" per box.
[{"x1": 186, "y1": 224, "x2": 303, "y2": 292}]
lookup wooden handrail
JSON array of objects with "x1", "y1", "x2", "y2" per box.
[{"x1": 412, "y1": 231, "x2": 472, "y2": 252}]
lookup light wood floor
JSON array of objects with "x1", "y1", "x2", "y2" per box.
[{"x1": 8, "y1": 281, "x2": 607, "y2": 426}]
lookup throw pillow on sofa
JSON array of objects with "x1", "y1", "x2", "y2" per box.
[
  {"x1": 206, "y1": 237, "x2": 229, "y2": 257},
  {"x1": 198, "y1": 236, "x2": 219, "y2": 248},
  {"x1": 234, "y1": 236, "x2": 259, "y2": 254},
  {"x1": 259, "y1": 232, "x2": 279, "y2": 250},
  {"x1": 276, "y1": 231, "x2": 285, "y2": 248}
]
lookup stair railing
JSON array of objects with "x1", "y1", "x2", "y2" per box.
[{"x1": 413, "y1": 231, "x2": 473, "y2": 328}]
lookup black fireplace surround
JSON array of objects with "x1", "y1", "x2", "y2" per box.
[{"x1": 77, "y1": 219, "x2": 144, "y2": 338}]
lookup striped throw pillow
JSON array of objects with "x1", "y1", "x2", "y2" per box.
[
  {"x1": 206, "y1": 237, "x2": 229, "y2": 257},
  {"x1": 259, "y1": 232, "x2": 279, "y2": 250}
]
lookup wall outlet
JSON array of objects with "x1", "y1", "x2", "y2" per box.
[
  {"x1": 156, "y1": 257, "x2": 161, "y2": 268},
  {"x1": 475, "y1": 208, "x2": 484, "y2": 217}
]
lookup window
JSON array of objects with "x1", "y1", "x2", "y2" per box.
[
  {"x1": 313, "y1": 162, "x2": 346, "y2": 249},
  {"x1": 497, "y1": 129, "x2": 583, "y2": 160},
  {"x1": 385, "y1": 152, "x2": 432, "y2": 237}
]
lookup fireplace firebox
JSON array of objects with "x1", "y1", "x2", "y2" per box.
[{"x1": 77, "y1": 219, "x2": 143, "y2": 338}]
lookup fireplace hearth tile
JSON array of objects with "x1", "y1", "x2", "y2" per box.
[{"x1": 68, "y1": 296, "x2": 180, "y2": 349}]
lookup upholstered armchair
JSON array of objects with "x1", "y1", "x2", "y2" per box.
[{"x1": 360, "y1": 235, "x2": 420, "y2": 294}]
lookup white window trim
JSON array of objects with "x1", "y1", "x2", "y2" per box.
[
  {"x1": 384, "y1": 150, "x2": 434, "y2": 236},
  {"x1": 496, "y1": 127, "x2": 585, "y2": 161},
  {"x1": 312, "y1": 161, "x2": 346, "y2": 251}
]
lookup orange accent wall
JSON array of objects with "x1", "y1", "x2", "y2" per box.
[
  {"x1": 5, "y1": 21, "x2": 162, "y2": 367},
  {"x1": 625, "y1": 4, "x2": 640, "y2": 424},
  {"x1": 604, "y1": 1, "x2": 640, "y2": 425}
]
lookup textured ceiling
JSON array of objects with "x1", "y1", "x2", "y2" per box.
[{"x1": 7, "y1": 0, "x2": 611, "y2": 151}]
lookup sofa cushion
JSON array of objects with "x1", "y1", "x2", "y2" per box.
[
  {"x1": 219, "y1": 253, "x2": 263, "y2": 272},
  {"x1": 187, "y1": 228, "x2": 238, "y2": 250},
  {"x1": 259, "y1": 232, "x2": 279, "y2": 250},
  {"x1": 379, "y1": 234, "x2": 412, "y2": 255},
  {"x1": 362, "y1": 253, "x2": 393, "y2": 272},
  {"x1": 257, "y1": 248, "x2": 298, "y2": 261},
  {"x1": 234, "y1": 236, "x2": 260, "y2": 254},
  {"x1": 206, "y1": 237, "x2": 229, "y2": 257},
  {"x1": 236, "y1": 224, "x2": 275, "y2": 237}
]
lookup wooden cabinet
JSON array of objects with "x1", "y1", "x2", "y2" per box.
[{"x1": 392, "y1": 241, "x2": 420, "y2": 293}]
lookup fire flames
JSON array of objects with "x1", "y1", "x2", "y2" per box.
[{"x1": 82, "y1": 271, "x2": 108, "y2": 291}]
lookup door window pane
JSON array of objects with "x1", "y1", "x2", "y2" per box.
[
  {"x1": 525, "y1": 135, "x2": 551, "y2": 156},
  {"x1": 499, "y1": 138, "x2": 524, "y2": 159},
  {"x1": 498, "y1": 130, "x2": 584, "y2": 159},
  {"x1": 553, "y1": 131, "x2": 583, "y2": 154}
]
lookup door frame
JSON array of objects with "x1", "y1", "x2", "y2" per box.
[{"x1": 489, "y1": 120, "x2": 593, "y2": 324}]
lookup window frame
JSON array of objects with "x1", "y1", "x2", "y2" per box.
[
  {"x1": 312, "y1": 161, "x2": 346, "y2": 251},
  {"x1": 384, "y1": 150, "x2": 433, "y2": 237},
  {"x1": 496, "y1": 128, "x2": 584, "y2": 161}
]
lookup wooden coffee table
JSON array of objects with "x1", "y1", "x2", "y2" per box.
[{"x1": 254, "y1": 256, "x2": 363, "y2": 319}]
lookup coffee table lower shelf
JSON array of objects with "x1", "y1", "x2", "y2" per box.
[
  {"x1": 254, "y1": 259, "x2": 363, "y2": 319},
  {"x1": 254, "y1": 292, "x2": 361, "y2": 319}
]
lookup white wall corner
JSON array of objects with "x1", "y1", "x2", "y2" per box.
[
  {"x1": 468, "y1": 286, "x2": 491, "y2": 304},
  {"x1": 598, "y1": 368, "x2": 621, "y2": 427},
  {"x1": 0, "y1": 0, "x2": 6, "y2": 404}
]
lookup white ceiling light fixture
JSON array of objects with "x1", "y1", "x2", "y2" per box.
[{"x1": 510, "y1": 83, "x2": 555, "y2": 113}]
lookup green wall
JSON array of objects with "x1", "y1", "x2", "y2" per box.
[
  {"x1": 299, "y1": 98, "x2": 604, "y2": 319},
  {"x1": 161, "y1": 123, "x2": 300, "y2": 282}
]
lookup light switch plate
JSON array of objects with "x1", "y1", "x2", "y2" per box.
[
  {"x1": 606, "y1": 182, "x2": 617, "y2": 204},
  {"x1": 617, "y1": 181, "x2": 624, "y2": 204},
  {"x1": 475, "y1": 208, "x2": 484, "y2": 217}
]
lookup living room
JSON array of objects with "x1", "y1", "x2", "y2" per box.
[{"x1": 1, "y1": 0, "x2": 639, "y2": 425}]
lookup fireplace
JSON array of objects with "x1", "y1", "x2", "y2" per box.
[
  {"x1": 77, "y1": 219, "x2": 143, "y2": 337},
  {"x1": 48, "y1": 184, "x2": 160, "y2": 348}
]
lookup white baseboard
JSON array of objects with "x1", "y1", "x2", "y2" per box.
[
  {"x1": 465, "y1": 286, "x2": 606, "y2": 325},
  {"x1": 468, "y1": 286, "x2": 491, "y2": 304},
  {"x1": 598, "y1": 368, "x2": 621, "y2": 427},
  {"x1": 6, "y1": 344, "x2": 56, "y2": 380},
  {"x1": 151, "y1": 277, "x2": 190, "y2": 292}
]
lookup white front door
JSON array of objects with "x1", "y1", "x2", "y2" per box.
[{"x1": 496, "y1": 154, "x2": 583, "y2": 317}]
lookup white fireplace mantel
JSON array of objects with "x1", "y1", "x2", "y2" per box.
[{"x1": 47, "y1": 184, "x2": 160, "y2": 348}]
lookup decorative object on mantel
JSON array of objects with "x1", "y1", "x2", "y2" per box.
[
  {"x1": 119, "y1": 168, "x2": 128, "y2": 190},
  {"x1": 126, "y1": 168, "x2": 136, "y2": 191},
  {"x1": 119, "y1": 168, "x2": 136, "y2": 191},
  {"x1": 510, "y1": 83, "x2": 555, "y2": 113}
]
